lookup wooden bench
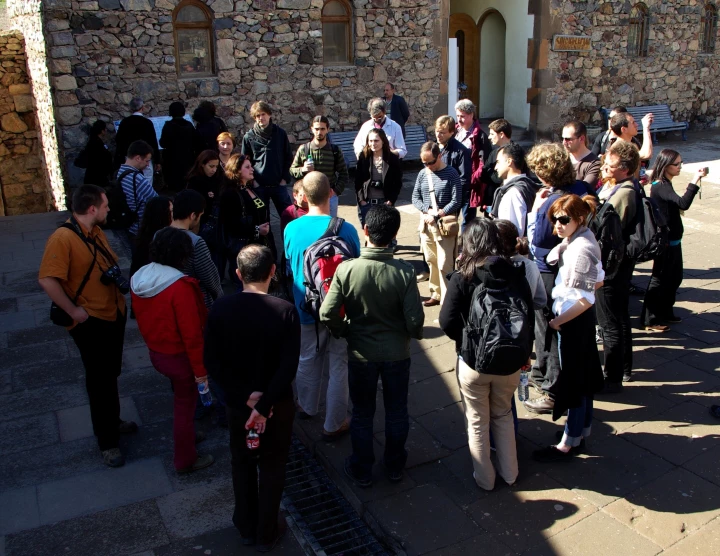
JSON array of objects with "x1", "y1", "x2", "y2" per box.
[
  {"x1": 328, "y1": 124, "x2": 428, "y2": 169},
  {"x1": 601, "y1": 105, "x2": 688, "y2": 142}
]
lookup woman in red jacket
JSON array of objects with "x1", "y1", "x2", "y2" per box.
[{"x1": 130, "y1": 227, "x2": 214, "y2": 474}]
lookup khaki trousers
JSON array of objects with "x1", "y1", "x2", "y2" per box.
[
  {"x1": 457, "y1": 357, "x2": 520, "y2": 490},
  {"x1": 420, "y1": 230, "x2": 457, "y2": 303}
]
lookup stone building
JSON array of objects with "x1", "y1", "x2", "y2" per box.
[{"x1": 2, "y1": 0, "x2": 719, "y2": 211}]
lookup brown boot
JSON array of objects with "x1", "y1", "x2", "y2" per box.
[{"x1": 523, "y1": 395, "x2": 554, "y2": 414}]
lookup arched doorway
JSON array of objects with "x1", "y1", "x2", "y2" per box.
[
  {"x1": 449, "y1": 13, "x2": 479, "y2": 109},
  {"x1": 479, "y1": 11, "x2": 506, "y2": 118}
]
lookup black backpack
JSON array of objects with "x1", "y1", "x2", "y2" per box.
[
  {"x1": 104, "y1": 168, "x2": 139, "y2": 230},
  {"x1": 460, "y1": 262, "x2": 534, "y2": 375},
  {"x1": 589, "y1": 201, "x2": 625, "y2": 280},
  {"x1": 622, "y1": 184, "x2": 669, "y2": 263},
  {"x1": 490, "y1": 176, "x2": 539, "y2": 235}
]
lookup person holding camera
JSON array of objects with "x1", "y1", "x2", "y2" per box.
[
  {"x1": 355, "y1": 129, "x2": 403, "y2": 227},
  {"x1": 39, "y1": 185, "x2": 134, "y2": 468},
  {"x1": 641, "y1": 150, "x2": 705, "y2": 330}
]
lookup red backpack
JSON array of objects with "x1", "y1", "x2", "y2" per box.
[{"x1": 302, "y1": 217, "x2": 354, "y2": 325}]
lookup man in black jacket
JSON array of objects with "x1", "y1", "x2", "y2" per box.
[
  {"x1": 205, "y1": 244, "x2": 300, "y2": 551},
  {"x1": 383, "y1": 83, "x2": 410, "y2": 137},
  {"x1": 435, "y1": 116, "x2": 472, "y2": 231},
  {"x1": 113, "y1": 97, "x2": 161, "y2": 187},
  {"x1": 241, "y1": 101, "x2": 293, "y2": 219}
]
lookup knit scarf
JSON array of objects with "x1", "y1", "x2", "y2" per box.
[{"x1": 252, "y1": 120, "x2": 274, "y2": 144}]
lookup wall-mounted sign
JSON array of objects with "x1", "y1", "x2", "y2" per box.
[{"x1": 552, "y1": 35, "x2": 592, "y2": 52}]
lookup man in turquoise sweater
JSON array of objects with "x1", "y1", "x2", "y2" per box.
[{"x1": 320, "y1": 205, "x2": 424, "y2": 487}]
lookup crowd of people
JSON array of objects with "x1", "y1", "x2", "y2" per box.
[{"x1": 40, "y1": 91, "x2": 710, "y2": 551}]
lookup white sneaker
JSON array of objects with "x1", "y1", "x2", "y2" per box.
[{"x1": 416, "y1": 272, "x2": 429, "y2": 283}]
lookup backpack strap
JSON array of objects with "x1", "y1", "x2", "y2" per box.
[
  {"x1": 319, "y1": 216, "x2": 345, "y2": 240},
  {"x1": 118, "y1": 168, "x2": 140, "y2": 210}
]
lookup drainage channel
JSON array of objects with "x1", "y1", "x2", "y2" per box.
[{"x1": 283, "y1": 437, "x2": 390, "y2": 556}]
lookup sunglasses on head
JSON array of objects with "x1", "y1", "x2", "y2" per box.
[
  {"x1": 551, "y1": 215, "x2": 572, "y2": 225},
  {"x1": 422, "y1": 157, "x2": 438, "y2": 166}
]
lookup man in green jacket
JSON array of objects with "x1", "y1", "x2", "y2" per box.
[{"x1": 320, "y1": 205, "x2": 424, "y2": 487}]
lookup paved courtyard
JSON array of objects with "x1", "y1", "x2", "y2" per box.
[{"x1": 1, "y1": 129, "x2": 720, "y2": 555}]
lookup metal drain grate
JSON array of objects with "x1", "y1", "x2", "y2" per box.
[{"x1": 283, "y1": 437, "x2": 389, "y2": 556}]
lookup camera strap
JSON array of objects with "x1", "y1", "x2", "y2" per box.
[
  {"x1": 67, "y1": 216, "x2": 118, "y2": 268},
  {"x1": 59, "y1": 222, "x2": 98, "y2": 304}
]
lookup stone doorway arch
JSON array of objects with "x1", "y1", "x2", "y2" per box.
[
  {"x1": 478, "y1": 10, "x2": 506, "y2": 119},
  {"x1": 449, "y1": 13, "x2": 479, "y2": 109}
]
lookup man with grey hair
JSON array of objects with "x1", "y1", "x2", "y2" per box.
[
  {"x1": 383, "y1": 83, "x2": 410, "y2": 138},
  {"x1": 353, "y1": 97, "x2": 407, "y2": 159},
  {"x1": 114, "y1": 97, "x2": 161, "y2": 187},
  {"x1": 454, "y1": 99, "x2": 491, "y2": 224}
]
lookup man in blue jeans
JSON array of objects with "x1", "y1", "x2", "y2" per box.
[{"x1": 320, "y1": 205, "x2": 424, "y2": 486}]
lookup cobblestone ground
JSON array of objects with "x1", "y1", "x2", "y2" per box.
[{"x1": 1, "y1": 129, "x2": 719, "y2": 555}]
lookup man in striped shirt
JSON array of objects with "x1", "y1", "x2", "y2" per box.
[
  {"x1": 290, "y1": 115, "x2": 349, "y2": 217},
  {"x1": 412, "y1": 141, "x2": 462, "y2": 306},
  {"x1": 116, "y1": 140, "x2": 158, "y2": 237}
]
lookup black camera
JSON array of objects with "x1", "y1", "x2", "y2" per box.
[
  {"x1": 101, "y1": 265, "x2": 130, "y2": 295},
  {"x1": 369, "y1": 180, "x2": 383, "y2": 189}
]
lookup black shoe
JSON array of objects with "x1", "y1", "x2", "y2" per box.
[
  {"x1": 622, "y1": 372, "x2": 633, "y2": 383},
  {"x1": 662, "y1": 314, "x2": 682, "y2": 323},
  {"x1": 387, "y1": 468, "x2": 404, "y2": 483},
  {"x1": 344, "y1": 457, "x2": 372, "y2": 488},
  {"x1": 710, "y1": 405, "x2": 720, "y2": 419},
  {"x1": 599, "y1": 381, "x2": 623, "y2": 395},
  {"x1": 256, "y1": 520, "x2": 286, "y2": 553},
  {"x1": 523, "y1": 395, "x2": 554, "y2": 414},
  {"x1": 118, "y1": 420, "x2": 138, "y2": 434},
  {"x1": 554, "y1": 431, "x2": 586, "y2": 454},
  {"x1": 532, "y1": 445, "x2": 575, "y2": 463}
]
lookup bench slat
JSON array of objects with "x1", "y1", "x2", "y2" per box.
[{"x1": 328, "y1": 125, "x2": 427, "y2": 168}]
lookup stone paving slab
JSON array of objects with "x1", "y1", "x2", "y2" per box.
[
  {"x1": 35, "y1": 457, "x2": 172, "y2": 528},
  {"x1": 536, "y1": 511, "x2": 663, "y2": 556},
  {"x1": 467, "y1": 472, "x2": 598, "y2": 554},
  {"x1": 0, "y1": 486, "x2": 39, "y2": 536},
  {"x1": 660, "y1": 515, "x2": 720, "y2": 555},
  {"x1": 618, "y1": 401, "x2": 720, "y2": 466},
  {"x1": 155, "y1": 478, "x2": 235, "y2": 540},
  {"x1": 0, "y1": 412, "x2": 59, "y2": 456},
  {"x1": 602, "y1": 467, "x2": 720, "y2": 549},
  {"x1": 366, "y1": 484, "x2": 480, "y2": 556},
  {"x1": 4, "y1": 499, "x2": 169, "y2": 556},
  {"x1": 57, "y1": 396, "x2": 142, "y2": 443}
]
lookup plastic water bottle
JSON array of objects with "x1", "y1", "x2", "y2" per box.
[
  {"x1": 198, "y1": 382, "x2": 213, "y2": 407},
  {"x1": 518, "y1": 370, "x2": 529, "y2": 402},
  {"x1": 306, "y1": 152, "x2": 314, "y2": 170}
]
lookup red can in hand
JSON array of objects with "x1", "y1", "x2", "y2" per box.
[{"x1": 246, "y1": 428, "x2": 260, "y2": 450}]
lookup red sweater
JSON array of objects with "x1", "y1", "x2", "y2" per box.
[{"x1": 131, "y1": 277, "x2": 208, "y2": 378}]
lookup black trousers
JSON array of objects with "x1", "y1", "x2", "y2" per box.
[
  {"x1": 596, "y1": 259, "x2": 634, "y2": 383},
  {"x1": 531, "y1": 271, "x2": 561, "y2": 396},
  {"x1": 641, "y1": 243, "x2": 683, "y2": 326},
  {"x1": 228, "y1": 398, "x2": 294, "y2": 544},
  {"x1": 69, "y1": 310, "x2": 127, "y2": 451}
]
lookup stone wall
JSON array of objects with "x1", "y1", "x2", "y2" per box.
[
  {"x1": 7, "y1": 0, "x2": 66, "y2": 211},
  {"x1": 545, "y1": 0, "x2": 720, "y2": 132},
  {"x1": 0, "y1": 31, "x2": 49, "y2": 216},
  {"x1": 34, "y1": 0, "x2": 442, "y2": 187}
]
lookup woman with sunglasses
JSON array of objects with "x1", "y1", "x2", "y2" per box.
[
  {"x1": 641, "y1": 150, "x2": 705, "y2": 331},
  {"x1": 355, "y1": 129, "x2": 403, "y2": 227},
  {"x1": 532, "y1": 194, "x2": 605, "y2": 462},
  {"x1": 218, "y1": 153, "x2": 273, "y2": 288}
]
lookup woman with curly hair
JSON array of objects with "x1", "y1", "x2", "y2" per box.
[
  {"x1": 218, "y1": 153, "x2": 273, "y2": 287},
  {"x1": 522, "y1": 143, "x2": 595, "y2": 415}
]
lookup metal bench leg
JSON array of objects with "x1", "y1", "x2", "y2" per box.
[
  {"x1": 652, "y1": 132, "x2": 657, "y2": 144},
  {"x1": 682, "y1": 128, "x2": 687, "y2": 141}
]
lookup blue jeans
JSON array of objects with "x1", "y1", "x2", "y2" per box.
[
  {"x1": 254, "y1": 184, "x2": 293, "y2": 219},
  {"x1": 561, "y1": 396, "x2": 593, "y2": 447},
  {"x1": 348, "y1": 358, "x2": 410, "y2": 479}
]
